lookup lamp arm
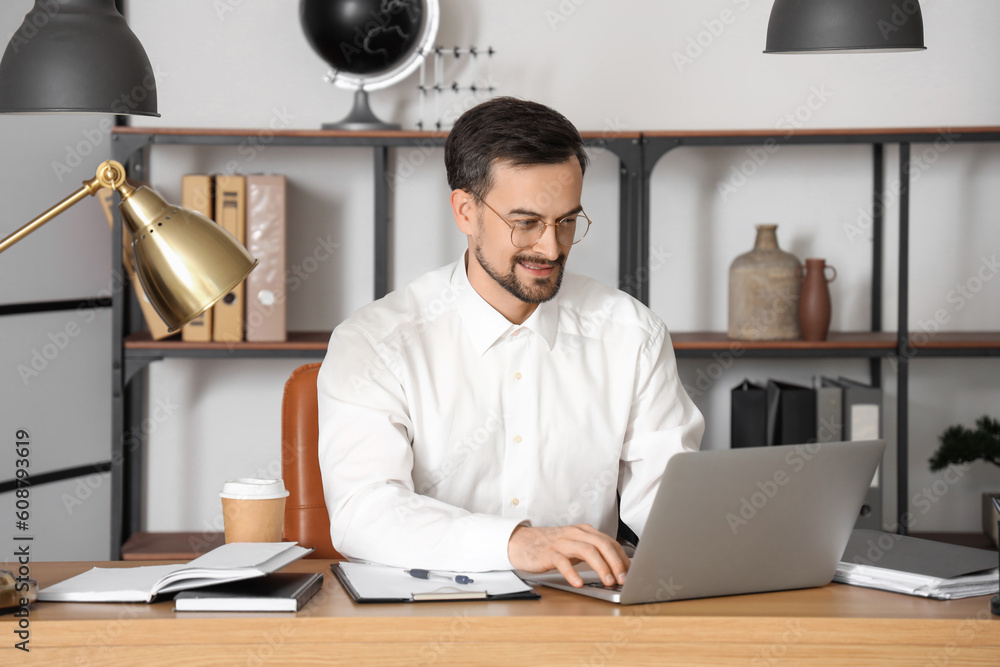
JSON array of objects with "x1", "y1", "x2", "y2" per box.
[{"x1": 0, "y1": 160, "x2": 134, "y2": 254}]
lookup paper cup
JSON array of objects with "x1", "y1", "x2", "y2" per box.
[{"x1": 219, "y1": 478, "x2": 289, "y2": 543}]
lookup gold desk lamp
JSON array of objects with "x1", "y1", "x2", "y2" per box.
[{"x1": 0, "y1": 159, "x2": 257, "y2": 331}]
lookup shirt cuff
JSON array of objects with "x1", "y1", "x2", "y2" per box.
[{"x1": 461, "y1": 515, "x2": 531, "y2": 571}]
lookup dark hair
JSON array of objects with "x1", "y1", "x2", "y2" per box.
[{"x1": 445, "y1": 96, "x2": 589, "y2": 197}]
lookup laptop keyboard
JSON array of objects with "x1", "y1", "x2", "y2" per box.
[{"x1": 584, "y1": 580, "x2": 623, "y2": 592}]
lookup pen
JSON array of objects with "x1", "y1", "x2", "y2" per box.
[{"x1": 406, "y1": 569, "x2": 475, "y2": 585}]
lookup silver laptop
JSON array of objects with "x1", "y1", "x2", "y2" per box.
[{"x1": 523, "y1": 439, "x2": 885, "y2": 605}]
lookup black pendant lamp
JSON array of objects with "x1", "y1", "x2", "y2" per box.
[
  {"x1": 0, "y1": 0, "x2": 158, "y2": 115},
  {"x1": 765, "y1": 0, "x2": 926, "y2": 54}
]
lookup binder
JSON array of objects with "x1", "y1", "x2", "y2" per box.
[
  {"x1": 816, "y1": 377, "x2": 844, "y2": 443},
  {"x1": 245, "y1": 175, "x2": 287, "y2": 342},
  {"x1": 731, "y1": 380, "x2": 767, "y2": 448},
  {"x1": 212, "y1": 175, "x2": 247, "y2": 342},
  {"x1": 766, "y1": 380, "x2": 817, "y2": 446},
  {"x1": 97, "y1": 188, "x2": 173, "y2": 340},
  {"x1": 180, "y1": 175, "x2": 215, "y2": 342},
  {"x1": 831, "y1": 376, "x2": 884, "y2": 530}
]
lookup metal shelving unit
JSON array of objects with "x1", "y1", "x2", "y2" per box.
[{"x1": 108, "y1": 126, "x2": 1000, "y2": 557}]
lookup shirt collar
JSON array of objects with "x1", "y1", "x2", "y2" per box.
[{"x1": 453, "y1": 253, "x2": 560, "y2": 355}]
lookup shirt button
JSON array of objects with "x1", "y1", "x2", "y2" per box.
[
  {"x1": 511, "y1": 329, "x2": 520, "y2": 337},
  {"x1": 514, "y1": 372, "x2": 522, "y2": 380},
  {"x1": 513, "y1": 435, "x2": 522, "y2": 444},
  {"x1": 511, "y1": 498, "x2": 520, "y2": 507}
]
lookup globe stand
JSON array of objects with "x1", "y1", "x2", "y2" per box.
[{"x1": 322, "y1": 88, "x2": 400, "y2": 131}]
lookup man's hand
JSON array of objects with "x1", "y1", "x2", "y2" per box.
[{"x1": 507, "y1": 524, "x2": 630, "y2": 588}]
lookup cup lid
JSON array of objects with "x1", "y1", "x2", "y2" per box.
[{"x1": 219, "y1": 478, "x2": 289, "y2": 500}]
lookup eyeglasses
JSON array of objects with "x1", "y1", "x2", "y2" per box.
[{"x1": 475, "y1": 196, "x2": 592, "y2": 248}]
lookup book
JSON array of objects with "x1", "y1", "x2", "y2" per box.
[
  {"x1": 180, "y1": 175, "x2": 215, "y2": 342},
  {"x1": 38, "y1": 542, "x2": 312, "y2": 603},
  {"x1": 835, "y1": 529, "x2": 999, "y2": 600},
  {"x1": 731, "y1": 380, "x2": 767, "y2": 448},
  {"x1": 331, "y1": 562, "x2": 539, "y2": 603},
  {"x1": 245, "y1": 174, "x2": 287, "y2": 342},
  {"x1": 96, "y1": 187, "x2": 173, "y2": 340},
  {"x1": 212, "y1": 174, "x2": 247, "y2": 342},
  {"x1": 174, "y1": 571, "x2": 323, "y2": 612}
]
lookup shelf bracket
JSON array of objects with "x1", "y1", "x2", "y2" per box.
[{"x1": 124, "y1": 356, "x2": 161, "y2": 387}]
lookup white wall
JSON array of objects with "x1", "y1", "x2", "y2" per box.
[
  {"x1": 0, "y1": 5, "x2": 117, "y2": 560},
  {"x1": 5, "y1": 1, "x2": 995, "y2": 555}
]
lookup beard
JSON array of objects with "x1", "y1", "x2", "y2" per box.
[{"x1": 473, "y1": 241, "x2": 566, "y2": 305}]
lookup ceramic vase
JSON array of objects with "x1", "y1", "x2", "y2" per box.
[
  {"x1": 728, "y1": 225, "x2": 802, "y2": 341},
  {"x1": 798, "y1": 258, "x2": 837, "y2": 342}
]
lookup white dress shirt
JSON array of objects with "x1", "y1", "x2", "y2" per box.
[{"x1": 317, "y1": 255, "x2": 704, "y2": 571}]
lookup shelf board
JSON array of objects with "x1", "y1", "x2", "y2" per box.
[
  {"x1": 112, "y1": 126, "x2": 642, "y2": 143},
  {"x1": 670, "y1": 331, "x2": 897, "y2": 358},
  {"x1": 907, "y1": 331, "x2": 1000, "y2": 357},
  {"x1": 124, "y1": 331, "x2": 330, "y2": 359},
  {"x1": 122, "y1": 330, "x2": 1000, "y2": 361},
  {"x1": 642, "y1": 126, "x2": 1000, "y2": 143}
]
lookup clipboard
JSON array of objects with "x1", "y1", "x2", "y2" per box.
[{"x1": 331, "y1": 562, "x2": 541, "y2": 603}]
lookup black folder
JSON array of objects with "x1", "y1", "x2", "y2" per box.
[
  {"x1": 731, "y1": 380, "x2": 767, "y2": 448},
  {"x1": 766, "y1": 380, "x2": 817, "y2": 446}
]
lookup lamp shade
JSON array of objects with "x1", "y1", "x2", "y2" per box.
[
  {"x1": 118, "y1": 186, "x2": 257, "y2": 331},
  {"x1": 0, "y1": 0, "x2": 158, "y2": 115},
  {"x1": 765, "y1": 0, "x2": 926, "y2": 53}
]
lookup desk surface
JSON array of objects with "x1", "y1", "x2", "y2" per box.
[{"x1": 3, "y1": 560, "x2": 998, "y2": 666}]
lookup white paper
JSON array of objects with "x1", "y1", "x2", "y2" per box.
[{"x1": 336, "y1": 562, "x2": 533, "y2": 600}]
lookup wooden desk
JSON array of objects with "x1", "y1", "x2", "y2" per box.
[{"x1": 3, "y1": 560, "x2": 998, "y2": 666}]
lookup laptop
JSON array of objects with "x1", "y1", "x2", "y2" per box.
[{"x1": 523, "y1": 439, "x2": 885, "y2": 605}]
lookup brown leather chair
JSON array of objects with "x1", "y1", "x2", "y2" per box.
[{"x1": 281, "y1": 362, "x2": 342, "y2": 558}]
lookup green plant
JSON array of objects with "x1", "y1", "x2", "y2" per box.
[{"x1": 929, "y1": 416, "x2": 1000, "y2": 471}]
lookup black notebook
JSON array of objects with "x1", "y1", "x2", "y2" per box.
[{"x1": 173, "y1": 572, "x2": 323, "y2": 612}]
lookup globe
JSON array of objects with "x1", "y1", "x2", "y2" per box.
[{"x1": 300, "y1": 0, "x2": 439, "y2": 129}]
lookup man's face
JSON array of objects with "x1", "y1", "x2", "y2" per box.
[{"x1": 469, "y1": 158, "x2": 584, "y2": 307}]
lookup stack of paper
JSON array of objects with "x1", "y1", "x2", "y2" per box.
[{"x1": 835, "y1": 529, "x2": 999, "y2": 600}]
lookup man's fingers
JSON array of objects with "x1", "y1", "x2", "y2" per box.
[{"x1": 552, "y1": 555, "x2": 583, "y2": 587}]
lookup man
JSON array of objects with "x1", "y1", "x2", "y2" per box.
[{"x1": 317, "y1": 97, "x2": 703, "y2": 588}]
